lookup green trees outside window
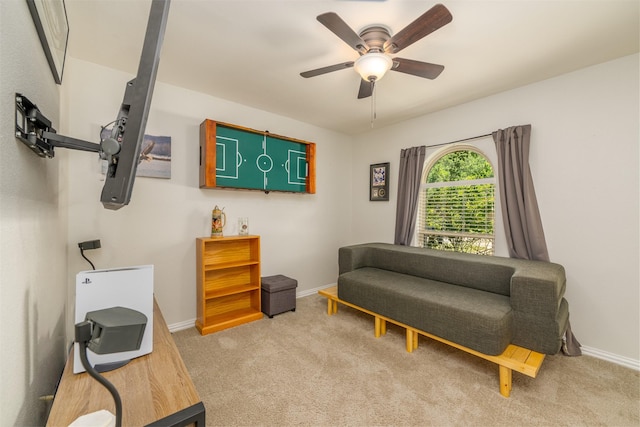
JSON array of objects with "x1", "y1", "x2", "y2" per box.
[{"x1": 419, "y1": 149, "x2": 495, "y2": 255}]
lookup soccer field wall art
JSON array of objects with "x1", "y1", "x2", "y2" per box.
[{"x1": 199, "y1": 120, "x2": 316, "y2": 194}]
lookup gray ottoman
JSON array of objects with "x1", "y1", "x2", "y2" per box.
[{"x1": 261, "y1": 275, "x2": 297, "y2": 318}]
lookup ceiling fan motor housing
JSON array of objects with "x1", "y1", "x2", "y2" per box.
[{"x1": 358, "y1": 25, "x2": 391, "y2": 51}]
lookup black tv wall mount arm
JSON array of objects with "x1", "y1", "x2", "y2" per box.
[{"x1": 14, "y1": 93, "x2": 120, "y2": 159}]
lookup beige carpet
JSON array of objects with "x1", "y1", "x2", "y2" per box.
[{"x1": 173, "y1": 294, "x2": 639, "y2": 426}]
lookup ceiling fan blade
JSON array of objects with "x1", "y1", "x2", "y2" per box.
[
  {"x1": 383, "y1": 3, "x2": 452, "y2": 54},
  {"x1": 300, "y1": 61, "x2": 355, "y2": 78},
  {"x1": 317, "y1": 12, "x2": 368, "y2": 54},
  {"x1": 357, "y1": 79, "x2": 374, "y2": 99},
  {"x1": 391, "y1": 58, "x2": 444, "y2": 79}
]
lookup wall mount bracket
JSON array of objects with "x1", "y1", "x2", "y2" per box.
[{"x1": 14, "y1": 93, "x2": 114, "y2": 159}]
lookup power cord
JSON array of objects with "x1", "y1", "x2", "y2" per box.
[{"x1": 75, "y1": 321, "x2": 122, "y2": 427}]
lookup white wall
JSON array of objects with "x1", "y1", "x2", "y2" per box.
[
  {"x1": 0, "y1": 2, "x2": 68, "y2": 425},
  {"x1": 62, "y1": 58, "x2": 353, "y2": 328},
  {"x1": 351, "y1": 54, "x2": 640, "y2": 365}
]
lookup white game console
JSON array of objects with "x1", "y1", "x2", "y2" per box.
[{"x1": 74, "y1": 265, "x2": 154, "y2": 374}]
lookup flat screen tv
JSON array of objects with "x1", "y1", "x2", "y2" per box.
[
  {"x1": 14, "y1": 0, "x2": 171, "y2": 210},
  {"x1": 100, "y1": 0, "x2": 171, "y2": 209}
]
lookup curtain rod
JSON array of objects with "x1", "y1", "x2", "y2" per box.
[{"x1": 427, "y1": 132, "x2": 493, "y2": 149}]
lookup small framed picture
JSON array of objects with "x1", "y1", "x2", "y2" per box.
[{"x1": 370, "y1": 162, "x2": 389, "y2": 201}]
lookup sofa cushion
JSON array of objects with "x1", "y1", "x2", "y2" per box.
[{"x1": 338, "y1": 267, "x2": 513, "y2": 355}]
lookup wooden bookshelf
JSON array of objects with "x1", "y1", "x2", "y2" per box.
[{"x1": 196, "y1": 235, "x2": 263, "y2": 335}]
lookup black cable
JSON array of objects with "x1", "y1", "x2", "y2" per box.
[
  {"x1": 99, "y1": 119, "x2": 118, "y2": 139},
  {"x1": 77, "y1": 329, "x2": 123, "y2": 427},
  {"x1": 79, "y1": 248, "x2": 96, "y2": 270}
]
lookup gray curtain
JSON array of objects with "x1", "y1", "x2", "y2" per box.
[
  {"x1": 394, "y1": 146, "x2": 426, "y2": 246},
  {"x1": 493, "y1": 125, "x2": 581, "y2": 356},
  {"x1": 493, "y1": 125, "x2": 548, "y2": 261}
]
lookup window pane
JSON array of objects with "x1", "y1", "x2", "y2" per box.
[
  {"x1": 424, "y1": 184, "x2": 494, "y2": 234},
  {"x1": 418, "y1": 149, "x2": 495, "y2": 256},
  {"x1": 419, "y1": 232, "x2": 494, "y2": 255},
  {"x1": 427, "y1": 151, "x2": 493, "y2": 183}
]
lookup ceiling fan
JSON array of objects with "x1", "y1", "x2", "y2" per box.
[{"x1": 300, "y1": 3, "x2": 453, "y2": 99}]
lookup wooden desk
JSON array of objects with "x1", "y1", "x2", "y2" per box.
[{"x1": 47, "y1": 300, "x2": 205, "y2": 426}]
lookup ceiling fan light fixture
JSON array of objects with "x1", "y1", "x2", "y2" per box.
[{"x1": 354, "y1": 52, "x2": 393, "y2": 82}]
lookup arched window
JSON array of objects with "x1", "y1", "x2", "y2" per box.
[{"x1": 417, "y1": 146, "x2": 495, "y2": 255}]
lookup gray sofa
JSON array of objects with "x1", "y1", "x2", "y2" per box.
[{"x1": 338, "y1": 243, "x2": 570, "y2": 355}]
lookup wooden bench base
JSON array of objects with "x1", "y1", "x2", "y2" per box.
[{"x1": 319, "y1": 286, "x2": 544, "y2": 397}]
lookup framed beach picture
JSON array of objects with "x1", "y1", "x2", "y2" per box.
[
  {"x1": 370, "y1": 162, "x2": 389, "y2": 201},
  {"x1": 27, "y1": 0, "x2": 69, "y2": 84},
  {"x1": 100, "y1": 128, "x2": 172, "y2": 179}
]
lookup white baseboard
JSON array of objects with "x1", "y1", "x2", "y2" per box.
[
  {"x1": 168, "y1": 318, "x2": 196, "y2": 333},
  {"x1": 296, "y1": 283, "x2": 336, "y2": 298},
  {"x1": 581, "y1": 345, "x2": 640, "y2": 371}
]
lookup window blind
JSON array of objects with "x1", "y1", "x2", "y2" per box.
[{"x1": 418, "y1": 178, "x2": 495, "y2": 255}]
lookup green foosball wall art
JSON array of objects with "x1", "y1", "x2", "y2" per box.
[{"x1": 199, "y1": 120, "x2": 316, "y2": 194}]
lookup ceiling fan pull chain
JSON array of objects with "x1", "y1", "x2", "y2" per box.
[{"x1": 370, "y1": 81, "x2": 376, "y2": 128}]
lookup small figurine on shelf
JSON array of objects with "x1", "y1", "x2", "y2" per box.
[{"x1": 211, "y1": 205, "x2": 226, "y2": 237}]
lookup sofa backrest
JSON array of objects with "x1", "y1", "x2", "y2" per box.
[{"x1": 340, "y1": 243, "x2": 517, "y2": 296}]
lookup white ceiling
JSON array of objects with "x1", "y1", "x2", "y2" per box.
[{"x1": 64, "y1": 0, "x2": 639, "y2": 135}]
